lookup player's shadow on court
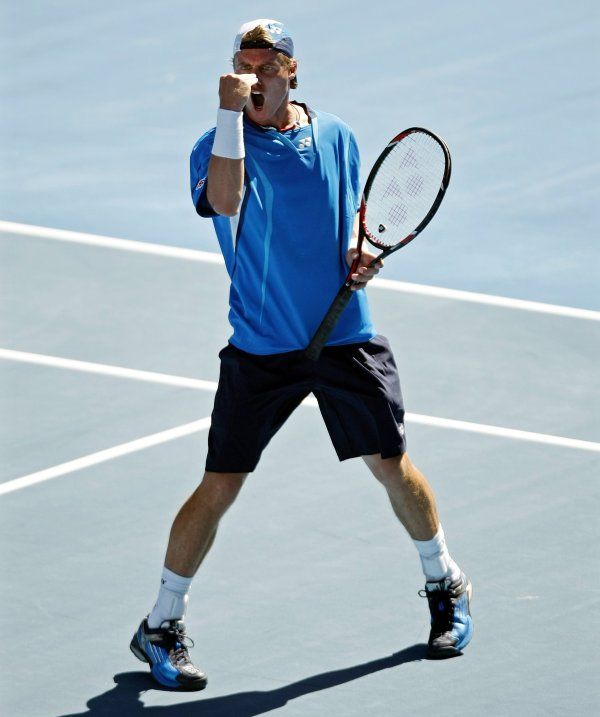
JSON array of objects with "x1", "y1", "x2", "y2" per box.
[{"x1": 58, "y1": 644, "x2": 427, "y2": 717}]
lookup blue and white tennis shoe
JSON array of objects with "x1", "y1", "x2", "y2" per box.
[
  {"x1": 130, "y1": 618, "x2": 207, "y2": 690},
  {"x1": 420, "y1": 572, "x2": 473, "y2": 658}
]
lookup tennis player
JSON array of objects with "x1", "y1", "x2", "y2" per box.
[{"x1": 130, "y1": 19, "x2": 473, "y2": 690}]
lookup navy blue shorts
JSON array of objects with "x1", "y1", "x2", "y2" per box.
[{"x1": 206, "y1": 334, "x2": 406, "y2": 473}]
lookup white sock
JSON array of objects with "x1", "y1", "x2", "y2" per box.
[
  {"x1": 147, "y1": 567, "x2": 193, "y2": 628},
  {"x1": 413, "y1": 525, "x2": 461, "y2": 583}
]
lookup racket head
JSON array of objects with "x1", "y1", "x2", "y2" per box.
[{"x1": 361, "y1": 127, "x2": 451, "y2": 253}]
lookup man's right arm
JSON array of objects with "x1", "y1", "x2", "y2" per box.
[{"x1": 206, "y1": 73, "x2": 256, "y2": 217}]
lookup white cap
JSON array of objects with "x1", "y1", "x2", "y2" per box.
[{"x1": 233, "y1": 19, "x2": 294, "y2": 57}]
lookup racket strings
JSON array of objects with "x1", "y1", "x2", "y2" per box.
[{"x1": 365, "y1": 132, "x2": 447, "y2": 248}]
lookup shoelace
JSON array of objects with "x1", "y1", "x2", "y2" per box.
[
  {"x1": 164, "y1": 624, "x2": 195, "y2": 666},
  {"x1": 418, "y1": 586, "x2": 455, "y2": 635}
]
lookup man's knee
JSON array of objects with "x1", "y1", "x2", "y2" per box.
[
  {"x1": 199, "y1": 471, "x2": 248, "y2": 511},
  {"x1": 363, "y1": 452, "x2": 412, "y2": 485}
]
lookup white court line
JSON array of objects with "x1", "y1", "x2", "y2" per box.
[
  {"x1": 0, "y1": 418, "x2": 212, "y2": 497},
  {"x1": 0, "y1": 348, "x2": 219, "y2": 392},
  {"x1": 369, "y1": 278, "x2": 600, "y2": 321},
  {"x1": 401, "y1": 414, "x2": 600, "y2": 453},
  {"x1": 0, "y1": 219, "x2": 223, "y2": 265},
  {"x1": 1, "y1": 219, "x2": 598, "y2": 321},
  {"x1": 2, "y1": 348, "x2": 599, "y2": 455}
]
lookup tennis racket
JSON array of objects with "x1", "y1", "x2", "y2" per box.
[{"x1": 305, "y1": 127, "x2": 452, "y2": 361}]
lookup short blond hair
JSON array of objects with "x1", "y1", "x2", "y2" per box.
[{"x1": 234, "y1": 25, "x2": 298, "y2": 89}]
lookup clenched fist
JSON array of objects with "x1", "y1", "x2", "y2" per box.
[{"x1": 219, "y1": 73, "x2": 258, "y2": 112}]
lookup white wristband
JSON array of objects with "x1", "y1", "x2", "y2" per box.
[{"x1": 212, "y1": 108, "x2": 244, "y2": 159}]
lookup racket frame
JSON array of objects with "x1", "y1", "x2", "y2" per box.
[{"x1": 362, "y1": 126, "x2": 452, "y2": 253}]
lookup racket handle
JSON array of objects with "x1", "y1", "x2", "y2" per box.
[{"x1": 305, "y1": 283, "x2": 354, "y2": 361}]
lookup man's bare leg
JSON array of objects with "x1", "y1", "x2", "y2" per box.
[
  {"x1": 164, "y1": 471, "x2": 247, "y2": 577},
  {"x1": 146, "y1": 471, "x2": 247, "y2": 628},
  {"x1": 362, "y1": 451, "x2": 461, "y2": 580},
  {"x1": 362, "y1": 452, "x2": 439, "y2": 540}
]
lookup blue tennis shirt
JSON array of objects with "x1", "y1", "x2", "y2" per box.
[{"x1": 190, "y1": 106, "x2": 376, "y2": 355}]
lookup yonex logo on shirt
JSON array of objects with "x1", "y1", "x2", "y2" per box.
[
  {"x1": 195, "y1": 177, "x2": 206, "y2": 190},
  {"x1": 298, "y1": 137, "x2": 312, "y2": 150}
]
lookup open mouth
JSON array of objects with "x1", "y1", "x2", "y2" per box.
[{"x1": 251, "y1": 92, "x2": 265, "y2": 110}]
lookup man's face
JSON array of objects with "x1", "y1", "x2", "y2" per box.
[{"x1": 234, "y1": 49, "x2": 295, "y2": 124}]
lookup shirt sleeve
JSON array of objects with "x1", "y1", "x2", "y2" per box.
[{"x1": 190, "y1": 129, "x2": 217, "y2": 217}]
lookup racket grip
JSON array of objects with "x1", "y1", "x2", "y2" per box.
[{"x1": 305, "y1": 284, "x2": 354, "y2": 361}]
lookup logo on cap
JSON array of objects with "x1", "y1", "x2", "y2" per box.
[{"x1": 233, "y1": 18, "x2": 294, "y2": 58}]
